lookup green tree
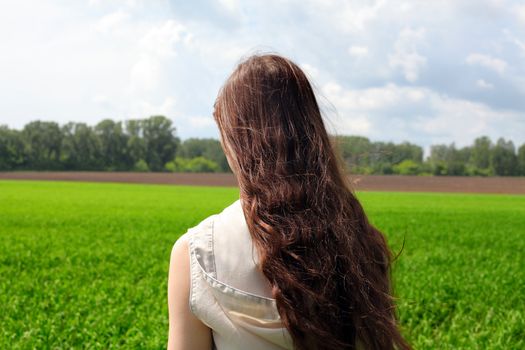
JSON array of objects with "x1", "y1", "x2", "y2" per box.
[
  {"x1": 176, "y1": 138, "x2": 229, "y2": 172},
  {"x1": 370, "y1": 141, "x2": 396, "y2": 166},
  {"x1": 165, "y1": 157, "x2": 219, "y2": 173},
  {"x1": 428, "y1": 144, "x2": 449, "y2": 175},
  {"x1": 471, "y1": 136, "x2": 492, "y2": 172},
  {"x1": 334, "y1": 135, "x2": 372, "y2": 169},
  {"x1": 0, "y1": 126, "x2": 24, "y2": 170},
  {"x1": 21, "y1": 121, "x2": 63, "y2": 169},
  {"x1": 165, "y1": 158, "x2": 190, "y2": 172},
  {"x1": 517, "y1": 143, "x2": 525, "y2": 176},
  {"x1": 395, "y1": 141, "x2": 424, "y2": 163},
  {"x1": 393, "y1": 159, "x2": 420, "y2": 175},
  {"x1": 133, "y1": 159, "x2": 149, "y2": 172},
  {"x1": 332, "y1": 136, "x2": 424, "y2": 175},
  {"x1": 491, "y1": 138, "x2": 517, "y2": 176},
  {"x1": 142, "y1": 116, "x2": 178, "y2": 171},
  {"x1": 61, "y1": 122, "x2": 102, "y2": 170},
  {"x1": 185, "y1": 157, "x2": 219, "y2": 172},
  {"x1": 371, "y1": 162, "x2": 394, "y2": 175},
  {"x1": 94, "y1": 119, "x2": 129, "y2": 170},
  {"x1": 428, "y1": 143, "x2": 466, "y2": 176},
  {"x1": 125, "y1": 119, "x2": 147, "y2": 168}
]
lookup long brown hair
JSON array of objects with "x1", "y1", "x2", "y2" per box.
[{"x1": 213, "y1": 54, "x2": 410, "y2": 350}]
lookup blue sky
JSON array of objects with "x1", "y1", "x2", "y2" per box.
[{"x1": 1, "y1": 0, "x2": 524, "y2": 157}]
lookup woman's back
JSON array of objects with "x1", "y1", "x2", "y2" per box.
[
  {"x1": 187, "y1": 198, "x2": 294, "y2": 349},
  {"x1": 167, "y1": 53, "x2": 410, "y2": 350}
]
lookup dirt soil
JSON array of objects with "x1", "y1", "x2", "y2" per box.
[{"x1": 0, "y1": 171, "x2": 524, "y2": 194}]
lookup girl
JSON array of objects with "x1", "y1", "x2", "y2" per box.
[{"x1": 167, "y1": 54, "x2": 410, "y2": 350}]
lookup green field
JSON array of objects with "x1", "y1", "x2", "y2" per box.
[{"x1": 0, "y1": 180, "x2": 523, "y2": 349}]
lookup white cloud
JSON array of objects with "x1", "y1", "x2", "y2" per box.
[
  {"x1": 185, "y1": 35, "x2": 249, "y2": 69},
  {"x1": 322, "y1": 82, "x2": 427, "y2": 115},
  {"x1": 98, "y1": 17, "x2": 192, "y2": 101},
  {"x1": 388, "y1": 27, "x2": 427, "y2": 82},
  {"x1": 304, "y1": 0, "x2": 386, "y2": 33},
  {"x1": 338, "y1": 0, "x2": 386, "y2": 32},
  {"x1": 515, "y1": 4, "x2": 525, "y2": 24},
  {"x1": 502, "y1": 28, "x2": 525, "y2": 56},
  {"x1": 300, "y1": 63, "x2": 320, "y2": 80},
  {"x1": 218, "y1": 0, "x2": 241, "y2": 15},
  {"x1": 512, "y1": 37, "x2": 525, "y2": 55},
  {"x1": 94, "y1": 10, "x2": 130, "y2": 34},
  {"x1": 0, "y1": 0, "x2": 524, "y2": 148},
  {"x1": 476, "y1": 79, "x2": 494, "y2": 89},
  {"x1": 89, "y1": 0, "x2": 145, "y2": 10},
  {"x1": 129, "y1": 54, "x2": 161, "y2": 91},
  {"x1": 414, "y1": 94, "x2": 513, "y2": 140},
  {"x1": 139, "y1": 20, "x2": 190, "y2": 58},
  {"x1": 188, "y1": 116, "x2": 216, "y2": 128},
  {"x1": 320, "y1": 81, "x2": 524, "y2": 148},
  {"x1": 132, "y1": 96, "x2": 177, "y2": 119},
  {"x1": 465, "y1": 53, "x2": 507, "y2": 74},
  {"x1": 348, "y1": 46, "x2": 369, "y2": 58},
  {"x1": 88, "y1": 0, "x2": 102, "y2": 7},
  {"x1": 333, "y1": 115, "x2": 372, "y2": 134},
  {"x1": 92, "y1": 95, "x2": 112, "y2": 110}
]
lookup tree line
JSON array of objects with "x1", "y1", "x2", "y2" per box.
[
  {"x1": 0, "y1": 116, "x2": 227, "y2": 173},
  {"x1": 0, "y1": 116, "x2": 524, "y2": 176},
  {"x1": 334, "y1": 135, "x2": 525, "y2": 176}
]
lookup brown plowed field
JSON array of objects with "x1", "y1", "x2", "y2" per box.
[{"x1": 1, "y1": 171, "x2": 524, "y2": 194}]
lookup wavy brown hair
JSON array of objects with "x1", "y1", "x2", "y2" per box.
[{"x1": 213, "y1": 54, "x2": 410, "y2": 350}]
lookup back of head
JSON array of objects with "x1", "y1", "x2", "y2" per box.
[{"x1": 213, "y1": 54, "x2": 410, "y2": 350}]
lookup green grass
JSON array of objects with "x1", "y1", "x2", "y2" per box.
[{"x1": 0, "y1": 180, "x2": 523, "y2": 349}]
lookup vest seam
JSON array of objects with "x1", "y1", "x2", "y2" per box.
[
  {"x1": 196, "y1": 255, "x2": 278, "y2": 304},
  {"x1": 210, "y1": 218, "x2": 218, "y2": 279},
  {"x1": 188, "y1": 228, "x2": 198, "y2": 316}
]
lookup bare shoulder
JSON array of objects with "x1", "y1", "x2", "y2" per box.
[
  {"x1": 171, "y1": 232, "x2": 190, "y2": 259},
  {"x1": 169, "y1": 232, "x2": 191, "y2": 282},
  {"x1": 170, "y1": 213, "x2": 216, "y2": 263},
  {"x1": 167, "y1": 230, "x2": 211, "y2": 350},
  {"x1": 168, "y1": 232, "x2": 192, "y2": 302}
]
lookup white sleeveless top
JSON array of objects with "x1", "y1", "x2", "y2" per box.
[{"x1": 187, "y1": 198, "x2": 294, "y2": 350}]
